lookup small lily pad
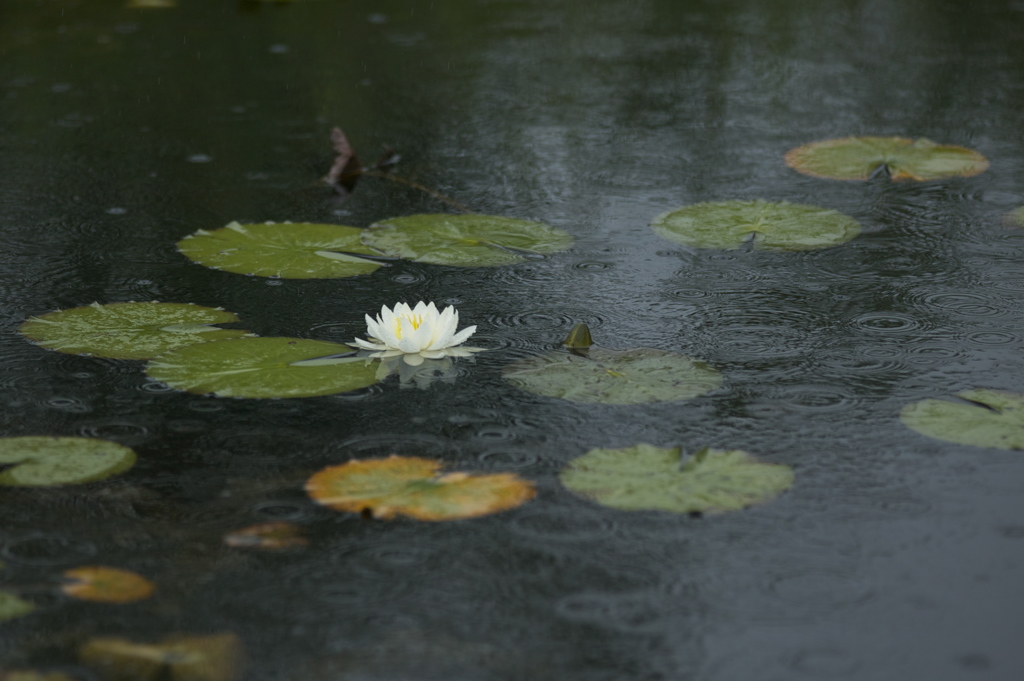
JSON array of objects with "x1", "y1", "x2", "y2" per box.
[
  {"x1": 0, "y1": 590, "x2": 35, "y2": 622},
  {"x1": 651, "y1": 200, "x2": 860, "y2": 251},
  {"x1": 900, "y1": 389, "x2": 1024, "y2": 450},
  {"x1": 146, "y1": 337, "x2": 379, "y2": 399},
  {"x1": 62, "y1": 566, "x2": 155, "y2": 603},
  {"x1": 19, "y1": 302, "x2": 250, "y2": 360},
  {"x1": 361, "y1": 214, "x2": 573, "y2": 266},
  {"x1": 1006, "y1": 207, "x2": 1024, "y2": 228},
  {"x1": 306, "y1": 455, "x2": 536, "y2": 521},
  {"x1": 504, "y1": 346, "x2": 721, "y2": 404},
  {"x1": 178, "y1": 221, "x2": 382, "y2": 279},
  {"x1": 785, "y1": 136, "x2": 989, "y2": 181},
  {"x1": 79, "y1": 633, "x2": 243, "y2": 681},
  {"x1": 561, "y1": 444, "x2": 794, "y2": 514},
  {"x1": 0, "y1": 437, "x2": 136, "y2": 487},
  {"x1": 0, "y1": 671, "x2": 77, "y2": 681},
  {"x1": 223, "y1": 522, "x2": 308, "y2": 550}
]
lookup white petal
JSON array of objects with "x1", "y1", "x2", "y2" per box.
[
  {"x1": 420, "y1": 349, "x2": 447, "y2": 359},
  {"x1": 402, "y1": 353, "x2": 426, "y2": 366},
  {"x1": 449, "y1": 325, "x2": 477, "y2": 346},
  {"x1": 396, "y1": 318, "x2": 422, "y2": 353},
  {"x1": 364, "y1": 313, "x2": 383, "y2": 341},
  {"x1": 353, "y1": 337, "x2": 388, "y2": 351}
]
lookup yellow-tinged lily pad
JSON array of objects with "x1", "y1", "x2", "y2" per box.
[
  {"x1": 0, "y1": 590, "x2": 35, "y2": 623},
  {"x1": 561, "y1": 444, "x2": 794, "y2": 514},
  {"x1": 504, "y1": 346, "x2": 721, "y2": 405},
  {"x1": 79, "y1": 633, "x2": 243, "y2": 681},
  {"x1": 146, "y1": 337, "x2": 380, "y2": 399},
  {"x1": 61, "y1": 567, "x2": 155, "y2": 603},
  {"x1": 785, "y1": 136, "x2": 989, "y2": 181},
  {"x1": 361, "y1": 214, "x2": 573, "y2": 266},
  {"x1": 900, "y1": 389, "x2": 1024, "y2": 450},
  {"x1": 306, "y1": 456, "x2": 536, "y2": 521},
  {"x1": 652, "y1": 200, "x2": 860, "y2": 251},
  {"x1": 19, "y1": 302, "x2": 251, "y2": 360},
  {"x1": 178, "y1": 221, "x2": 382, "y2": 279},
  {"x1": 0, "y1": 437, "x2": 136, "y2": 487}
]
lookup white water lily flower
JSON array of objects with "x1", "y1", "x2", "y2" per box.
[{"x1": 354, "y1": 301, "x2": 483, "y2": 366}]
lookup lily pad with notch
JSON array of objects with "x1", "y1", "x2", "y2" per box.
[
  {"x1": 0, "y1": 437, "x2": 137, "y2": 487},
  {"x1": 561, "y1": 444, "x2": 794, "y2": 514},
  {"x1": 178, "y1": 221, "x2": 384, "y2": 279},
  {"x1": 360, "y1": 213, "x2": 573, "y2": 266},
  {"x1": 19, "y1": 302, "x2": 251, "y2": 360},
  {"x1": 785, "y1": 136, "x2": 989, "y2": 181},
  {"x1": 146, "y1": 337, "x2": 380, "y2": 399},
  {"x1": 61, "y1": 566, "x2": 155, "y2": 603},
  {"x1": 306, "y1": 455, "x2": 536, "y2": 521},
  {"x1": 900, "y1": 389, "x2": 1024, "y2": 450},
  {"x1": 652, "y1": 199, "x2": 861, "y2": 251},
  {"x1": 504, "y1": 344, "x2": 721, "y2": 405},
  {"x1": 79, "y1": 632, "x2": 243, "y2": 681}
]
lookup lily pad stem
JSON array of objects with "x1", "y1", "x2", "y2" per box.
[{"x1": 359, "y1": 170, "x2": 474, "y2": 213}]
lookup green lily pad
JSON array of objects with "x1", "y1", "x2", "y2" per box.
[
  {"x1": 503, "y1": 346, "x2": 721, "y2": 405},
  {"x1": 0, "y1": 590, "x2": 35, "y2": 622},
  {"x1": 785, "y1": 136, "x2": 989, "y2": 181},
  {"x1": 178, "y1": 221, "x2": 382, "y2": 279},
  {"x1": 561, "y1": 444, "x2": 794, "y2": 514},
  {"x1": 360, "y1": 214, "x2": 573, "y2": 266},
  {"x1": 0, "y1": 437, "x2": 136, "y2": 487},
  {"x1": 900, "y1": 389, "x2": 1024, "y2": 450},
  {"x1": 19, "y1": 302, "x2": 250, "y2": 360},
  {"x1": 79, "y1": 632, "x2": 243, "y2": 681},
  {"x1": 146, "y1": 337, "x2": 380, "y2": 399},
  {"x1": 651, "y1": 200, "x2": 860, "y2": 251}
]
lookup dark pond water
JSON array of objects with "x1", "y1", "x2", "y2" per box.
[{"x1": 3, "y1": 0, "x2": 1024, "y2": 679}]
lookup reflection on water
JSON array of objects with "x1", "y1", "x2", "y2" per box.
[{"x1": 2, "y1": 0, "x2": 1024, "y2": 678}]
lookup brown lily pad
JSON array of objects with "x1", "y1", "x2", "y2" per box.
[
  {"x1": 306, "y1": 456, "x2": 536, "y2": 521},
  {"x1": 223, "y1": 522, "x2": 308, "y2": 550}
]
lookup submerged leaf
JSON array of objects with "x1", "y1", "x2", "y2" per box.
[
  {"x1": 0, "y1": 591, "x2": 35, "y2": 623},
  {"x1": 19, "y1": 302, "x2": 250, "y2": 360},
  {"x1": 0, "y1": 437, "x2": 136, "y2": 487},
  {"x1": 79, "y1": 633, "x2": 243, "y2": 681},
  {"x1": 223, "y1": 522, "x2": 308, "y2": 550},
  {"x1": 62, "y1": 567, "x2": 155, "y2": 603},
  {"x1": 306, "y1": 456, "x2": 536, "y2": 521},
  {"x1": 504, "y1": 346, "x2": 721, "y2": 404},
  {"x1": 146, "y1": 337, "x2": 379, "y2": 399},
  {"x1": 361, "y1": 214, "x2": 573, "y2": 266},
  {"x1": 785, "y1": 136, "x2": 989, "y2": 181},
  {"x1": 900, "y1": 389, "x2": 1024, "y2": 450},
  {"x1": 652, "y1": 200, "x2": 860, "y2": 251},
  {"x1": 562, "y1": 444, "x2": 794, "y2": 514},
  {"x1": 178, "y1": 222, "x2": 382, "y2": 279}
]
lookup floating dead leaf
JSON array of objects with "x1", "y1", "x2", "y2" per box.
[
  {"x1": 223, "y1": 522, "x2": 308, "y2": 550},
  {"x1": 79, "y1": 632, "x2": 243, "y2": 681},
  {"x1": 126, "y1": 0, "x2": 176, "y2": 7},
  {"x1": 306, "y1": 456, "x2": 536, "y2": 521},
  {"x1": 61, "y1": 566, "x2": 155, "y2": 603}
]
